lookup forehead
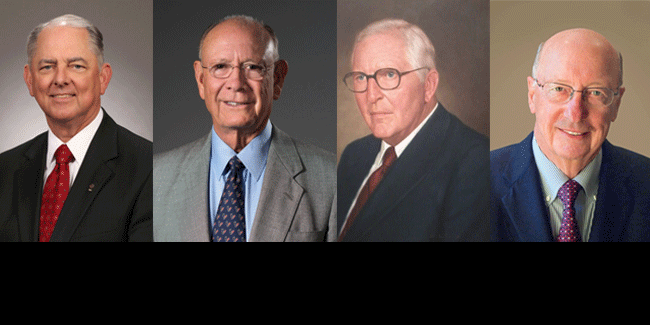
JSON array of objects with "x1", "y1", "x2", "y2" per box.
[
  {"x1": 352, "y1": 31, "x2": 409, "y2": 71},
  {"x1": 201, "y1": 21, "x2": 269, "y2": 62},
  {"x1": 33, "y1": 26, "x2": 93, "y2": 60},
  {"x1": 537, "y1": 36, "x2": 619, "y2": 85}
]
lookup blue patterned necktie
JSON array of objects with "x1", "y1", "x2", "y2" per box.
[
  {"x1": 212, "y1": 156, "x2": 246, "y2": 242},
  {"x1": 557, "y1": 179, "x2": 583, "y2": 242}
]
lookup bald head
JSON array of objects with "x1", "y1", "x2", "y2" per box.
[
  {"x1": 198, "y1": 15, "x2": 278, "y2": 65},
  {"x1": 532, "y1": 28, "x2": 622, "y2": 87}
]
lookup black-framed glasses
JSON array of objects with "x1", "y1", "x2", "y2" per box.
[
  {"x1": 534, "y1": 79, "x2": 620, "y2": 106},
  {"x1": 343, "y1": 67, "x2": 429, "y2": 93},
  {"x1": 201, "y1": 62, "x2": 273, "y2": 81}
]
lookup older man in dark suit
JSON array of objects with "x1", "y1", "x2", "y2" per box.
[
  {"x1": 491, "y1": 28, "x2": 650, "y2": 242},
  {"x1": 337, "y1": 19, "x2": 490, "y2": 242},
  {"x1": 0, "y1": 14, "x2": 152, "y2": 242}
]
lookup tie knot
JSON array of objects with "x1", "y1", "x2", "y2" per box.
[
  {"x1": 558, "y1": 179, "x2": 582, "y2": 207},
  {"x1": 54, "y1": 144, "x2": 74, "y2": 164},
  {"x1": 227, "y1": 156, "x2": 245, "y2": 173},
  {"x1": 382, "y1": 146, "x2": 397, "y2": 167}
]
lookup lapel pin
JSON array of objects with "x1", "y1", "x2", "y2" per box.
[{"x1": 88, "y1": 183, "x2": 95, "y2": 192}]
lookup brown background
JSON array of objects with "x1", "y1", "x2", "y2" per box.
[
  {"x1": 337, "y1": 0, "x2": 490, "y2": 161},
  {"x1": 491, "y1": 0, "x2": 650, "y2": 158}
]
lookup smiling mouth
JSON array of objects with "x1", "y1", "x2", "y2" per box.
[
  {"x1": 223, "y1": 101, "x2": 253, "y2": 107},
  {"x1": 50, "y1": 94, "x2": 75, "y2": 98},
  {"x1": 561, "y1": 129, "x2": 588, "y2": 136}
]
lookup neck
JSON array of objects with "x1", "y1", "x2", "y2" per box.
[
  {"x1": 214, "y1": 125, "x2": 264, "y2": 153},
  {"x1": 534, "y1": 131, "x2": 596, "y2": 179},
  {"x1": 47, "y1": 107, "x2": 100, "y2": 143}
]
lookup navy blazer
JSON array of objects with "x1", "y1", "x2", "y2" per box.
[
  {"x1": 491, "y1": 132, "x2": 650, "y2": 242},
  {"x1": 0, "y1": 110, "x2": 152, "y2": 242},
  {"x1": 337, "y1": 104, "x2": 490, "y2": 241}
]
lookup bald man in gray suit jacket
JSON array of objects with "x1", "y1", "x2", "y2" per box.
[{"x1": 153, "y1": 15, "x2": 336, "y2": 242}]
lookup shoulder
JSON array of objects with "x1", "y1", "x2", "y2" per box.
[
  {"x1": 115, "y1": 123, "x2": 152, "y2": 162},
  {"x1": 603, "y1": 141, "x2": 650, "y2": 184},
  {"x1": 339, "y1": 134, "x2": 379, "y2": 164},
  {"x1": 272, "y1": 127, "x2": 336, "y2": 172},
  {"x1": 0, "y1": 133, "x2": 47, "y2": 170},
  {"x1": 153, "y1": 133, "x2": 210, "y2": 171}
]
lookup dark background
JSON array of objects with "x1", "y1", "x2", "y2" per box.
[{"x1": 153, "y1": 0, "x2": 337, "y2": 154}]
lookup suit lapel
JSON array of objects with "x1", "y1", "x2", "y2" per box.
[
  {"x1": 14, "y1": 133, "x2": 47, "y2": 242},
  {"x1": 497, "y1": 133, "x2": 554, "y2": 241},
  {"x1": 344, "y1": 105, "x2": 451, "y2": 239},
  {"x1": 49, "y1": 113, "x2": 118, "y2": 242},
  {"x1": 337, "y1": 138, "x2": 378, "y2": 234},
  {"x1": 181, "y1": 134, "x2": 211, "y2": 241},
  {"x1": 249, "y1": 127, "x2": 304, "y2": 242},
  {"x1": 589, "y1": 141, "x2": 633, "y2": 242}
]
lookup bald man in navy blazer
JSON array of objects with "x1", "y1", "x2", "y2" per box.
[{"x1": 491, "y1": 28, "x2": 650, "y2": 242}]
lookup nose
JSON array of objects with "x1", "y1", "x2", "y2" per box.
[
  {"x1": 225, "y1": 66, "x2": 247, "y2": 91},
  {"x1": 53, "y1": 66, "x2": 69, "y2": 86},
  {"x1": 564, "y1": 91, "x2": 588, "y2": 122},
  {"x1": 366, "y1": 77, "x2": 384, "y2": 103}
]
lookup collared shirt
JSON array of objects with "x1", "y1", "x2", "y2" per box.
[
  {"x1": 209, "y1": 120, "x2": 272, "y2": 241},
  {"x1": 341, "y1": 102, "x2": 439, "y2": 228},
  {"x1": 44, "y1": 108, "x2": 104, "y2": 189},
  {"x1": 532, "y1": 135, "x2": 600, "y2": 241}
]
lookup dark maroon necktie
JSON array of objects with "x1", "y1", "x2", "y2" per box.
[
  {"x1": 339, "y1": 146, "x2": 396, "y2": 240},
  {"x1": 39, "y1": 144, "x2": 74, "y2": 242},
  {"x1": 557, "y1": 179, "x2": 582, "y2": 242}
]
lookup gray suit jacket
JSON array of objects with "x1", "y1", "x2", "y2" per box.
[{"x1": 153, "y1": 126, "x2": 336, "y2": 242}]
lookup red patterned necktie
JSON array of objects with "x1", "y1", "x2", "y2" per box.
[
  {"x1": 212, "y1": 156, "x2": 246, "y2": 242},
  {"x1": 557, "y1": 179, "x2": 583, "y2": 242},
  {"x1": 39, "y1": 144, "x2": 74, "y2": 242},
  {"x1": 339, "y1": 146, "x2": 396, "y2": 240}
]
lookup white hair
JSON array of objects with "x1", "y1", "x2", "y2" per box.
[
  {"x1": 352, "y1": 18, "x2": 436, "y2": 81},
  {"x1": 27, "y1": 14, "x2": 105, "y2": 66}
]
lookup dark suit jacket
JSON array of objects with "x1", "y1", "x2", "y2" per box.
[
  {"x1": 491, "y1": 132, "x2": 650, "y2": 242},
  {"x1": 0, "y1": 110, "x2": 152, "y2": 242},
  {"x1": 337, "y1": 104, "x2": 490, "y2": 241}
]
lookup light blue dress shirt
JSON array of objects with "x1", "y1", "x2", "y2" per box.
[
  {"x1": 532, "y1": 135, "x2": 600, "y2": 241},
  {"x1": 209, "y1": 121, "x2": 272, "y2": 241}
]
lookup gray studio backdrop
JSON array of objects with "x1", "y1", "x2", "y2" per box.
[
  {"x1": 153, "y1": 0, "x2": 337, "y2": 155},
  {"x1": 0, "y1": 0, "x2": 153, "y2": 153}
]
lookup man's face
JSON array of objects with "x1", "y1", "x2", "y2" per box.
[
  {"x1": 528, "y1": 30, "x2": 624, "y2": 170},
  {"x1": 352, "y1": 32, "x2": 436, "y2": 146},
  {"x1": 24, "y1": 26, "x2": 111, "y2": 128},
  {"x1": 194, "y1": 21, "x2": 287, "y2": 137}
]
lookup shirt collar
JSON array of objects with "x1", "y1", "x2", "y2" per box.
[
  {"x1": 381, "y1": 102, "x2": 439, "y2": 158},
  {"x1": 210, "y1": 120, "x2": 272, "y2": 182},
  {"x1": 47, "y1": 108, "x2": 104, "y2": 165},
  {"x1": 532, "y1": 135, "x2": 601, "y2": 203}
]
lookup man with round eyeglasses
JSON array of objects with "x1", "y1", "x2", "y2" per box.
[
  {"x1": 491, "y1": 28, "x2": 650, "y2": 242},
  {"x1": 337, "y1": 18, "x2": 490, "y2": 242},
  {"x1": 153, "y1": 15, "x2": 336, "y2": 242}
]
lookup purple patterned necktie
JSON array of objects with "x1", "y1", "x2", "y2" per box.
[
  {"x1": 212, "y1": 156, "x2": 246, "y2": 242},
  {"x1": 557, "y1": 179, "x2": 583, "y2": 242}
]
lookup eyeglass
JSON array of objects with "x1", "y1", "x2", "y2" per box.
[
  {"x1": 343, "y1": 67, "x2": 429, "y2": 93},
  {"x1": 201, "y1": 62, "x2": 273, "y2": 81},
  {"x1": 534, "y1": 79, "x2": 620, "y2": 106}
]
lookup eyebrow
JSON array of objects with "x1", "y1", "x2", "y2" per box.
[{"x1": 37, "y1": 57, "x2": 89, "y2": 65}]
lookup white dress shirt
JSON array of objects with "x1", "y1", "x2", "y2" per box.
[{"x1": 44, "y1": 109, "x2": 104, "y2": 189}]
